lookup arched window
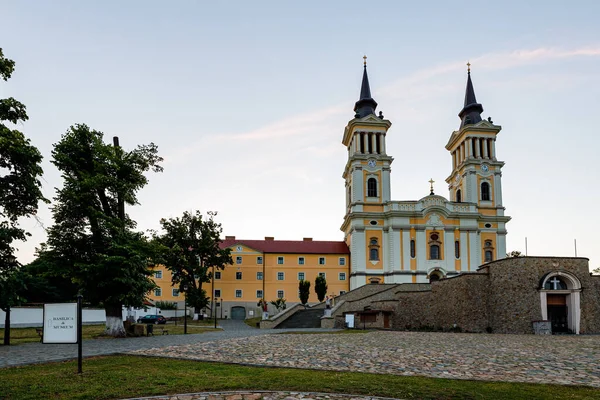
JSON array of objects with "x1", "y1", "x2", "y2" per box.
[
  {"x1": 430, "y1": 245, "x2": 440, "y2": 260},
  {"x1": 369, "y1": 238, "x2": 379, "y2": 261},
  {"x1": 484, "y1": 250, "x2": 493, "y2": 262},
  {"x1": 428, "y1": 232, "x2": 442, "y2": 260},
  {"x1": 456, "y1": 189, "x2": 462, "y2": 203},
  {"x1": 429, "y1": 274, "x2": 440, "y2": 283},
  {"x1": 367, "y1": 178, "x2": 378, "y2": 197},
  {"x1": 455, "y1": 241, "x2": 460, "y2": 259},
  {"x1": 544, "y1": 276, "x2": 568, "y2": 290},
  {"x1": 481, "y1": 182, "x2": 490, "y2": 201},
  {"x1": 410, "y1": 239, "x2": 416, "y2": 258}
]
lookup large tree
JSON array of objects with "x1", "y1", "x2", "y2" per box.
[
  {"x1": 0, "y1": 48, "x2": 47, "y2": 345},
  {"x1": 154, "y1": 211, "x2": 232, "y2": 313},
  {"x1": 45, "y1": 124, "x2": 162, "y2": 337},
  {"x1": 298, "y1": 279, "x2": 310, "y2": 306},
  {"x1": 315, "y1": 275, "x2": 328, "y2": 302}
]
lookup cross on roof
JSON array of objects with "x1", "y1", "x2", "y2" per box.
[
  {"x1": 363, "y1": 55, "x2": 367, "y2": 66},
  {"x1": 429, "y1": 178, "x2": 435, "y2": 195},
  {"x1": 467, "y1": 61, "x2": 471, "y2": 73}
]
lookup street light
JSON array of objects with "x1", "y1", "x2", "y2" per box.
[
  {"x1": 214, "y1": 296, "x2": 218, "y2": 329},
  {"x1": 183, "y1": 284, "x2": 188, "y2": 335}
]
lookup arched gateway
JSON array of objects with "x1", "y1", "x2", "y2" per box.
[{"x1": 539, "y1": 271, "x2": 581, "y2": 334}]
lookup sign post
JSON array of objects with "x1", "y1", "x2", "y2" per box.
[{"x1": 42, "y1": 299, "x2": 83, "y2": 373}]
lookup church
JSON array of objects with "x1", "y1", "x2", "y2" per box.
[
  {"x1": 342, "y1": 59, "x2": 509, "y2": 289},
  {"x1": 150, "y1": 60, "x2": 600, "y2": 334}
]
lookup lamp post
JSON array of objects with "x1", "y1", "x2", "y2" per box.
[
  {"x1": 220, "y1": 298, "x2": 223, "y2": 320},
  {"x1": 214, "y1": 296, "x2": 218, "y2": 329},
  {"x1": 183, "y1": 284, "x2": 188, "y2": 335}
]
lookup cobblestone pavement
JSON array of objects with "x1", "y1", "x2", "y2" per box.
[
  {"x1": 124, "y1": 391, "x2": 398, "y2": 400},
  {"x1": 0, "y1": 321, "x2": 333, "y2": 368},
  {"x1": 130, "y1": 331, "x2": 600, "y2": 387}
]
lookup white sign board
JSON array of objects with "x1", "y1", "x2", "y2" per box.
[
  {"x1": 43, "y1": 303, "x2": 78, "y2": 344},
  {"x1": 345, "y1": 314, "x2": 355, "y2": 328}
]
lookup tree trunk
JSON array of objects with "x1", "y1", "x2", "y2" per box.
[
  {"x1": 104, "y1": 303, "x2": 126, "y2": 337},
  {"x1": 3, "y1": 307, "x2": 10, "y2": 345}
]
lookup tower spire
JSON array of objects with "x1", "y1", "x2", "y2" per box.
[
  {"x1": 354, "y1": 55, "x2": 378, "y2": 118},
  {"x1": 458, "y1": 62, "x2": 483, "y2": 128}
]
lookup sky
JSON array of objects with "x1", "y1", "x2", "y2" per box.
[{"x1": 2, "y1": 1, "x2": 599, "y2": 271}]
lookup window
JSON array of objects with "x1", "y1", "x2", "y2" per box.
[
  {"x1": 298, "y1": 272, "x2": 305, "y2": 281},
  {"x1": 455, "y1": 241, "x2": 460, "y2": 259},
  {"x1": 369, "y1": 238, "x2": 380, "y2": 261},
  {"x1": 410, "y1": 240, "x2": 416, "y2": 258},
  {"x1": 236, "y1": 246, "x2": 243, "y2": 251},
  {"x1": 214, "y1": 289, "x2": 221, "y2": 297},
  {"x1": 298, "y1": 257, "x2": 305, "y2": 265},
  {"x1": 319, "y1": 257, "x2": 326, "y2": 265},
  {"x1": 277, "y1": 290, "x2": 284, "y2": 299},
  {"x1": 172, "y1": 289, "x2": 180, "y2": 297},
  {"x1": 154, "y1": 270, "x2": 162, "y2": 279},
  {"x1": 257, "y1": 256, "x2": 263, "y2": 264},
  {"x1": 277, "y1": 272, "x2": 284, "y2": 280},
  {"x1": 339, "y1": 257, "x2": 346, "y2": 265},
  {"x1": 235, "y1": 290, "x2": 242, "y2": 298},
  {"x1": 544, "y1": 276, "x2": 568, "y2": 290},
  {"x1": 367, "y1": 178, "x2": 378, "y2": 197},
  {"x1": 154, "y1": 288, "x2": 162, "y2": 296},
  {"x1": 428, "y1": 232, "x2": 442, "y2": 260},
  {"x1": 214, "y1": 271, "x2": 221, "y2": 280},
  {"x1": 256, "y1": 290, "x2": 263, "y2": 298},
  {"x1": 430, "y1": 245, "x2": 440, "y2": 260},
  {"x1": 256, "y1": 271, "x2": 263, "y2": 280},
  {"x1": 318, "y1": 272, "x2": 326, "y2": 279},
  {"x1": 236, "y1": 256, "x2": 242, "y2": 264},
  {"x1": 340, "y1": 290, "x2": 346, "y2": 295},
  {"x1": 236, "y1": 271, "x2": 242, "y2": 280},
  {"x1": 456, "y1": 189, "x2": 462, "y2": 203},
  {"x1": 339, "y1": 272, "x2": 346, "y2": 281},
  {"x1": 429, "y1": 273, "x2": 441, "y2": 283},
  {"x1": 277, "y1": 256, "x2": 284, "y2": 265},
  {"x1": 481, "y1": 182, "x2": 490, "y2": 201},
  {"x1": 484, "y1": 250, "x2": 493, "y2": 262}
]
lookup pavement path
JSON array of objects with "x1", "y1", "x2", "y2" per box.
[
  {"x1": 0, "y1": 320, "x2": 332, "y2": 368},
  {"x1": 130, "y1": 331, "x2": 600, "y2": 388}
]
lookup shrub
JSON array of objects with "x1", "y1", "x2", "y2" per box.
[{"x1": 155, "y1": 301, "x2": 177, "y2": 310}]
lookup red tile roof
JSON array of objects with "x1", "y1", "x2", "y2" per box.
[{"x1": 220, "y1": 239, "x2": 349, "y2": 254}]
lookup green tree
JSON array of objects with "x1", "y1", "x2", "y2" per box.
[
  {"x1": 298, "y1": 280, "x2": 310, "y2": 306},
  {"x1": 315, "y1": 275, "x2": 328, "y2": 302},
  {"x1": 44, "y1": 124, "x2": 163, "y2": 337},
  {"x1": 154, "y1": 211, "x2": 232, "y2": 313},
  {"x1": 0, "y1": 48, "x2": 47, "y2": 345},
  {"x1": 506, "y1": 250, "x2": 523, "y2": 258}
]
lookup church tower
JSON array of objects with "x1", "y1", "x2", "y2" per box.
[
  {"x1": 341, "y1": 57, "x2": 393, "y2": 288},
  {"x1": 445, "y1": 64, "x2": 510, "y2": 263}
]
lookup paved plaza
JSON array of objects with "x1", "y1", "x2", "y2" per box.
[{"x1": 130, "y1": 330, "x2": 600, "y2": 388}]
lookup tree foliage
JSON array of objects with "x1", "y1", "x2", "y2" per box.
[
  {"x1": 506, "y1": 250, "x2": 523, "y2": 258},
  {"x1": 0, "y1": 48, "x2": 47, "y2": 345},
  {"x1": 153, "y1": 210, "x2": 232, "y2": 312},
  {"x1": 298, "y1": 279, "x2": 310, "y2": 306},
  {"x1": 44, "y1": 124, "x2": 163, "y2": 337},
  {"x1": 315, "y1": 275, "x2": 328, "y2": 302},
  {"x1": 270, "y1": 298, "x2": 286, "y2": 312}
]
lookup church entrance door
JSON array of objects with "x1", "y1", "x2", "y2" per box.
[{"x1": 547, "y1": 294, "x2": 568, "y2": 333}]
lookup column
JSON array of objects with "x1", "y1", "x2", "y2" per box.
[
  {"x1": 372, "y1": 133, "x2": 377, "y2": 155},
  {"x1": 474, "y1": 138, "x2": 480, "y2": 158},
  {"x1": 491, "y1": 138, "x2": 496, "y2": 160},
  {"x1": 483, "y1": 138, "x2": 489, "y2": 159},
  {"x1": 468, "y1": 230, "x2": 479, "y2": 270},
  {"x1": 354, "y1": 134, "x2": 360, "y2": 153},
  {"x1": 444, "y1": 229, "x2": 454, "y2": 269},
  {"x1": 382, "y1": 168, "x2": 391, "y2": 201},
  {"x1": 494, "y1": 172, "x2": 503, "y2": 206},
  {"x1": 402, "y1": 230, "x2": 411, "y2": 271},
  {"x1": 380, "y1": 134, "x2": 386, "y2": 154},
  {"x1": 416, "y1": 229, "x2": 426, "y2": 273},
  {"x1": 460, "y1": 231, "x2": 468, "y2": 271},
  {"x1": 466, "y1": 138, "x2": 472, "y2": 158},
  {"x1": 452, "y1": 151, "x2": 456, "y2": 169}
]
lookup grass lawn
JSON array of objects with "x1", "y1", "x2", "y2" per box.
[
  {"x1": 0, "y1": 355, "x2": 598, "y2": 400},
  {"x1": 0, "y1": 323, "x2": 220, "y2": 345},
  {"x1": 244, "y1": 316, "x2": 261, "y2": 328}
]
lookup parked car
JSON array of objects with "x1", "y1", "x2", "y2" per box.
[{"x1": 137, "y1": 315, "x2": 167, "y2": 324}]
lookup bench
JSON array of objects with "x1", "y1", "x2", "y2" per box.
[
  {"x1": 36, "y1": 328, "x2": 43, "y2": 342},
  {"x1": 159, "y1": 328, "x2": 169, "y2": 335}
]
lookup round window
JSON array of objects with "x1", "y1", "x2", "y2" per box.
[
  {"x1": 485, "y1": 223, "x2": 492, "y2": 228},
  {"x1": 430, "y1": 233, "x2": 439, "y2": 241},
  {"x1": 370, "y1": 220, "x2": 378, "y2": 225}
]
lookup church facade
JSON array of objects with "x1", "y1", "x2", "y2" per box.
[{"x1": 342, "y1": 61, "x2": 510, "y2": 289}]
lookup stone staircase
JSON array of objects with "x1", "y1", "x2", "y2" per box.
[{"x1": 275, "y1": 308, "x2": 323, "y2": 329}]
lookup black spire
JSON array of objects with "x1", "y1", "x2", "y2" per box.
[
  {"x1": 353, "y1": 56, "x2": 378, "y2": 118},
  {"x1": 458, "y1": 63, "x2": 483, "y2": 128}
]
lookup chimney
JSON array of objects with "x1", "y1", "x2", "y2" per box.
[
  {"x1": 264, "y1": 236, "x2": 274, "y2": 241},
  {"x1": 225, "y1": 236, "x2": 236, "y2": 240},
  {"x1": 303, "y1": 238, "x2": 313, "y2": 241}
]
